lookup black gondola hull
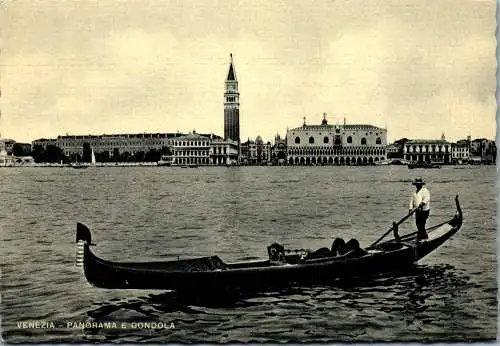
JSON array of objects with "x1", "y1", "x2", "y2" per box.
[{"x1": 76, "y1": 196, "x2": 462, "y2": 292}]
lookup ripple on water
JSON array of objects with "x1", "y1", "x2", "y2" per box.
[{"x1": 0, "y1": 166, "x2": 496, "y2": 342}]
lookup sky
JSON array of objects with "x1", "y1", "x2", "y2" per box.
[{"x1": 0, "y1": 0, "x2": 496, "y2": 143}]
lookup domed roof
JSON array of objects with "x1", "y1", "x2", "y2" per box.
[{"x1": 255, "y1": 136, "x2": 263, "y2": 144}]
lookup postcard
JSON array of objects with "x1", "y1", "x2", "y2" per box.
[{"x1": 0, "y1": 0, "x2": 496, "y2": 343}]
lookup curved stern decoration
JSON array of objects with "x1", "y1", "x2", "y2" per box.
[{"x1": 75, "y1": 223, "x2": 92, "y2": 268}]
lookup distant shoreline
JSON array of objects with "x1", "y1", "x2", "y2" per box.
[{"x1": 0, "y1": 163, "x2": 494, "y2": 168}]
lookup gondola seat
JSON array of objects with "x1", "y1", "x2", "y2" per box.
[{"x1": 307, "y1": 247, "x2": 332, "y2": 259}]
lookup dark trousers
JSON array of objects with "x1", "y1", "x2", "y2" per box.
[{"x1": 415, "y1": 210, "x2": 430, "y2": 239}]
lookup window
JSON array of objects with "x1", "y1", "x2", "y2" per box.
[
  {"x1": 336, "y1": 129, "x2": 340, "y2": 134},
  {"x1": 323, "y1": 137, "x2": 329, "y2": 144},
  {"x1": 361, "y1": 138, "x2": 367, "y2": 145},
  {"x1": 309, "y1": 137, "x2": 314, "y2": 144},
  {"x1": 347, "y1": 136, "x2": 353, "y2": 144},
  {"x1": 295, "y1": 137, "x2": 300, "y2": 144},
  {"x1": 376, "y1": 137, "x2": 382, "y2": 145}
]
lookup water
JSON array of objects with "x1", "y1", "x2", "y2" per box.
[{"x1": 1, "y1": 166, "x2": 496, "y2": 342}]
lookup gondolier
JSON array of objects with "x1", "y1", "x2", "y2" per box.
[{"x1": 409, "y1": 178, "x2": 430, "y2": 240}]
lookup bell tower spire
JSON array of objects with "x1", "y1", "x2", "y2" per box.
[{"x1": 224, "y1": 53, "x2": 240, "y2": 143}]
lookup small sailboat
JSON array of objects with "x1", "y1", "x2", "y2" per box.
[
  {"x1": 157, "y1": 155, "x2": 173, "y2": 166},
  {"x1": 91, "y1": 148, "x2": 96, "y2": 166},
  {"x1": 71, "y1": 156, "x2": 87, "y2": 169}
]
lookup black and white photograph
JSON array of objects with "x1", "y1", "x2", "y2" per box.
[{"x1": 0, "y1": 0, "x2": 497, "y2": 343}]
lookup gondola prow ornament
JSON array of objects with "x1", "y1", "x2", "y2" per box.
[{"x1": 75, "y1": 223, "x2": 94, "y2": 267}]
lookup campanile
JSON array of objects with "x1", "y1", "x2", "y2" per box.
[{"x1": 224, "y1": 54, "x2": 240, "y2": 143}]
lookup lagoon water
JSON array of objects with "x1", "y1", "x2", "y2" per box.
[{"x1": 1, "y1": 166, "x2": 497, "y2": 342}]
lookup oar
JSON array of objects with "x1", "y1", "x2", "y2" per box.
[{"x1": 368, "y1": 207, "x2": 418, "y2": 248}]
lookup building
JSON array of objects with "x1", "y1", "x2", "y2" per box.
[
  {"x1": 0, "y1": 139, "x2": 16, "y2": 154},
  {"x1": 403, "y1": 135, "x2": 451, "y2": 164},
  {"x1": 385, "y1": 144, "x2": 400, "y2": 159},
  {"x1": 0, "y1": 149, "x2": 16, "y2": 166},
  {"x1": 240, "y1": 136, "x2": 272, "y2": 165},
  {"x1": 240, "y1": 139, "x2": 252, "y2": 164},
  {"x1": 53, "y1": 133, "x2": 183, "y2": 160},
  {"x1": 2, "y1": 139, "x2": 16, "y2": 154},
  {"x1": 211, "y1": 138, "x2": 239, "y2": 165},
  {"x1": 31, "y1": 138, "x2": 58, "y2": 151},
  {"x1": 224, "y1": 54, "x2": 240, "y2": 144},
  {"x1": 470, "y1": 138, "x2": 496, "y2": 164},
  {"x1": 172, "y1": 132, "x2": 211, "y2": 165},
  {"x1": 451, "y1": 140, "x2": 470, "y2": 164},
  {"x1": 272, "y1": 134, "x2": 287, "y2": 165},
  {"x1": 170, "y1": 132, "x2": 238, "y2": 166},
  {"x1": 0, "y1": 139, "x2": 31, "y2": 155},
  {"x1": 386, "y1": 138, "x2": 409, "y2": 159},
  {"x1": 16, "y1": 143, "x2": 32, "y2": 155},
  {"x1": 286, "y1": 114, "x2": 387, "y2": 165}
]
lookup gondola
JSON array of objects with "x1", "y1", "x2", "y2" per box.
[
  {"x1": 75, "y1": 196, "x2": 462, "y2": 292},
  {"x1": 408, "y1": 161, "x2": 441, "y2": 169}
]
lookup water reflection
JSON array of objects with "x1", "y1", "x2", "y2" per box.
[{"x1": 83, "y1": 263, "x2": 471, "y2": 342}]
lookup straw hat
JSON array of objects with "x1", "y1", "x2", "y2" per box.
[{"x1": 412, "y1": 178, "x2": 425, "y2": 186}]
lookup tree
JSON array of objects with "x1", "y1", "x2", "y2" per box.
[
  {"x1": 12, "y1": 143, "x2": 25, "y2": 156},
  {"x1": 161, "y1": 146, "x2": 173, "y2": 156},
  {"x1": 145, "y1": 149, "x2": 161, "y2": 162},
  {"x1": 98, "y1": 151, "x2": 110, "y2": 162},
  {"x1": 113, "y1": 148, "x2": 120, "y2": 162},
  {"x1": 82, "y1": 142, "x2": 91, "y2": 163},
  {"x1": 134, "y1": 151, "x2": 146, "y2": 162},
  {"x1": 70, "y1": 153, "x2": 82, "y2": 163},
  {"x1": 120, "y1": 151, "x2": 132, "y2": 162},
  {"x1": 31, "y1": 145, "x2": 46, "y2": 163},
  {"x1": 46, "y1": 145, "x2": 66, "y2": 163}
]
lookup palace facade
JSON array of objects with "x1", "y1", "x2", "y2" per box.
[
  {"x1": 403, "y1": 133, "x2": 452, "y2": 164},
  {"x1": 171, "y1": 132, "x2": 238, "y2": 166},
  {"x1": 54, "y1": 133, "x2": 178, "y2": 157},
  {"x1": 286, "y1": 114, "x2": 387, "y2": 165}
]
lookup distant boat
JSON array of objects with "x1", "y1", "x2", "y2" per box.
[
  {"x1": 157, "y1": 155, "x2": 173, "y2": 167},
  {"x1": 408, "y1": 161, "x2": 441, "y2": 169},
  {"x1": 71, "y1": 156, "x2": 87, "y2": 169},
  {"x1": 91, "y1": 148, "x2": 96, "y2": 166},
  {"x1": 375, "y1": 159, "x2": 408, "y2": 166}
]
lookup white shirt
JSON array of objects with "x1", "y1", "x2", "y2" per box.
[{"x1": 409, "y1": 187, "x2": 431, "y2": 211}]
